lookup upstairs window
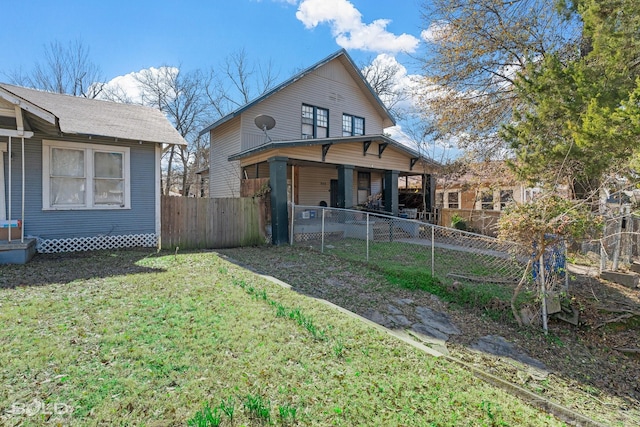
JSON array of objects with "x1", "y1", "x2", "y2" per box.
[
  {"x1": 342, "y1": 114, "x2": 365, "y2": 136},
  {"x1": 43, "y1": 140, "x2": 130, "y2": 210},
  {"x1": 302, "y1": 104, "x2": 329, "y2": 139}
]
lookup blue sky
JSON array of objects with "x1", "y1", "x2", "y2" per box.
[
  {"x1": 2, "y1": 0, "x2": 426, "y2": 82},
  {"x1": 2, "y1": 0, "x2": 448, "y2": 154}
]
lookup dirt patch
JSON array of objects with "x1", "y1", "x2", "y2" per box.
[{"x1": 219, "y1": 245, "x2": 640, "y2": 427}]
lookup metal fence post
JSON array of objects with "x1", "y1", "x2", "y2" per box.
[
  {"x1": 564, "y1": 241, "x2": 569, "y2": 292},
  {"x1": 540, "y1": 254, "x2": 548, "y2": 334},
  {"x1": 290, "y1": 203, "x2": 295, "y2": 246},
  {"x1": 431, "y1": 224, "x2": 435, "y2": 277},
  {"x1": 321, "y1": 208, "x2": 325, "y2": 253},
  {"x1": 366, "y1": 212, "x2": 370, "y2": 262},
  {"x1": 600, "y1": 239, "x2": 607, "y2": 272}
]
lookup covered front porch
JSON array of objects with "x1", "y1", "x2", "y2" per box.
[
  {"x1": 230, "y1": 135, "x2": 439, "y2": 244},
  {"x1": 0, "y1": 89, "x2": 50, "y2": 263}
]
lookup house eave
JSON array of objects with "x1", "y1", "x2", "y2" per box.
[
  {"x1": 0, "y1": 87, "x2": 57, "y2": 126},
  {"x1": 228, "y1": 134, "x2": 440, "y2": 170}
]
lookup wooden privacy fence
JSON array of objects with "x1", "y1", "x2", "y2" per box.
[{"x1": 161, "y1": 196, "x2": 265, "y2": 249}]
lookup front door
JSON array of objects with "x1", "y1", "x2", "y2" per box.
[{"x1": 330, "y1": 179, "x2": 338, "y2": 208}]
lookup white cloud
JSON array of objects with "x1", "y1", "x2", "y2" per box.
[
  {"x1": 421, "y1": 20, "x2": 450, "y2": 44},
  {"x1": 365, "y1": 53, "x2": 419, "y2": 111},
  {"x1": 386, "y1": 124, "x2": 459, "y2": 162},
  {"x1": 98, "y1": 66, "x2": 178, "y2": 105},
  {"x1": 295, "y1": 0, "x2": 420, "y2": 53},
  {"x1": 385, "y1": 125, "x2": 413, "y2": 146}
]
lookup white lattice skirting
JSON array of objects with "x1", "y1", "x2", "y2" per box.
[{"x1": 37, "y1": 233, "x2": 158, "y2": 254}]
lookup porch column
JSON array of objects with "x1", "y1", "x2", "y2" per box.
[
  {"x1": 384, "y1": 170, "x2": 399, "y2": 216},
  {"x1": 422, "y1": 174, "x2": 436, "y2": 211},
  {"x1": 268, "y1": 156, "x2": 289, "y2": 245},
  {"x1": 337, "y1": 165, "x2": 354, "y2": 209}
]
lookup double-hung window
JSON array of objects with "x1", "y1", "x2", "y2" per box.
[
  {"x1": 481, "y1": 190, "x2": 494, "y2": 210},
  {"x1": 447, "y1": 191, "x2": 459, "y2": 209},
  {"x1": 301, "y1": 104, "x2": 329, "y2": 139},
  {"x1": 43, "y1": 140, "x2": 130, "y2": 210},
  {"x1": 500, "y1": 189, "x2": 514, "y2": 210},
  {"x1": 342, "y1": 114, "x2": 364, "y2": 136}
]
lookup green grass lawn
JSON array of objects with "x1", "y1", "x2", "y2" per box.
[
  {"x1": 0, "y1": 250, "x2": 563, "y2": 426},
  {"x1": 321, "y1": 239, "x2": 531, "y2": 320},
  {"x1": 323, "y1": 238, "x2": 525, "y2": 281}
]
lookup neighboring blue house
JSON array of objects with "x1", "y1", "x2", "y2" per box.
[{"x1": 0, "y1": 83, "x2": 187, "y2": 263}]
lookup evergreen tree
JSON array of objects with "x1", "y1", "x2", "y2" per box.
[{"x1": 503, "y1": 0, "x2": 640, "y2": 197}]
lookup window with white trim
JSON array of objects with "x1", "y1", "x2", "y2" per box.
[
  {"x1": 447, "y1": 191, "x2": 459, "y2": 209},
  {"x1": 500, "y1": 189, "x2": 514, "y2": 210},
  {"x1": 481, "y1": 190, "x2": 494, "y2": 210},
  {"x1": 301, "y1": 104, "x2": 328, "y2": 139},
  {"x1": 43, "y1": 140, "x2": 130, "y2": 210},
  {"x1": 342, "y1": 114, "x2": 364, "y2": 136}
]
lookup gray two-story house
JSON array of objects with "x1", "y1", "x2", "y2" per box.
[{"x1": 199, "y1": 49, "x2": 438, "y2": 244}]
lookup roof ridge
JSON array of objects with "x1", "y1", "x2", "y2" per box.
[
  {"x1": 0, "y1": 82, "x2": 160, "y2": 113},
  {"x1": 198, "y1": 48, "x2": 394, "y2": 136}
]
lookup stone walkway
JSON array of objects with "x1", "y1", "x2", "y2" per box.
[{"x1": 364, "y1": 296, "x2": 548, "y2": 375}]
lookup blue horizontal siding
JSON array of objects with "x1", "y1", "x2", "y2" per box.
[{"x1": 5, "y1": 135, "x2": 156, "y2": 240}]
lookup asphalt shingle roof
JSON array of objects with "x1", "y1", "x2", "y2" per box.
[{"x1": 0, "y1": 83, "x2": 186, "y2": 146}]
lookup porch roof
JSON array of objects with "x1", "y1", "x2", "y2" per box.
[{"x1": 228, "y1": 134, "x2": 440, "y2": 169}]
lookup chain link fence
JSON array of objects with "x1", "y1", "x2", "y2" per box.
[
  {"x1": 290, "y1": 205, "x2": 530, "y2": 283},
  {"x1": 597, "y1": 213, "x2": 639, "y2": 272}
]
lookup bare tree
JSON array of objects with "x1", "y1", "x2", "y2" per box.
[
  {"x1": 416, "y1": 0, "x2": 580, "y2": 157},
  {"x1": 7, "y1": 39, "x2": 104, "y2": 98},
  {"x1": 122, "y1": 66, "x2": 212, "y2": 195},
  {"x1": 360, "y1": 55, "x2": 411, "y2": 121},
  {"x1": 206, "y1": 48, "x2": 279, "y2": 117}
]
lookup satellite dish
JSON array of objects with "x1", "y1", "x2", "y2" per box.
[
  {"x1": 255, "y1": 115, "x2": 276, "y2": 131},
  {"x1": 254, "y1": 115, "x2": 276, "y2": 143}
]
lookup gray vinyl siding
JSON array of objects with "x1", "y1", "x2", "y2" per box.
[
  {"x1": 239, "y1": 59, "x2": 385, "y2": 152},
  {"x1": 371, "y1": 172, "x2": 383, "y2": 197},
  {"x1": 297, "y1": 166, "x2": 369, "y2": 207},
  {"x1": 243, "y1": 162, "x2": 270, "y2": 179},
  {"x1": 4, "y1": 134, "x2": 156, "y2": 240},
  {"x1": 297, "y1": 166, "x2": 336, "y2": 206},
  {"x1": 208, "y1": 56, "x2": 398, "y2": 200},
  {"x1": 210, "y1": 117, "x2": 242, "y2": 198}
]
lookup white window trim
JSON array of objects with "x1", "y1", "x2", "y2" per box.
[
  {"x1": 477, "y1": 188, "x2": 496, "y2": 210},
  {"x1": 446, "y1": 191, "x2": 460, "y2": 209},
  {"x1": 42, "y1": 140, "x2": 131, "y2": 210}
]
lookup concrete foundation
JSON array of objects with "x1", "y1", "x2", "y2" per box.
[
  {"x1": 0, "y1": 238, "x2": 37, "y2": 264},
  {"x1": 600, "y1": 270, "x2": 639, "y2": 289}
]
